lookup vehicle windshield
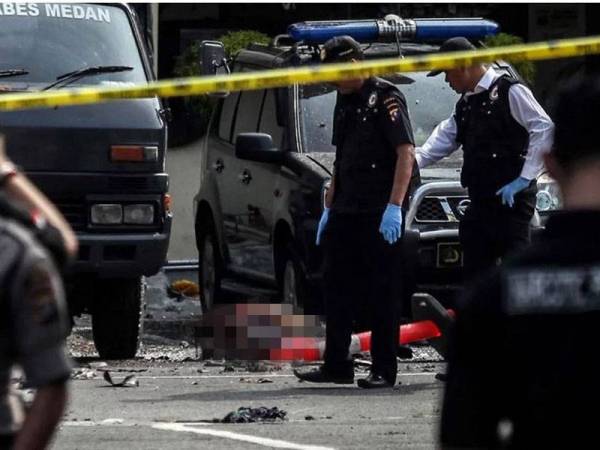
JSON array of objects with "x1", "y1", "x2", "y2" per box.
[
  {"x1": 0, "y1": 3, "x2": 146, "y2": 89},
  {"x1": 299, "y1": 71, "x2": 459, "y2": 154}
]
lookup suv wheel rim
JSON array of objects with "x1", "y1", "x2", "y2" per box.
[
  {"x1": 202, "y1": 238, "x2": 216, "y2": 309},
  {"x1": 282, "y1": 260, "x2": 297, "y2": 308}
]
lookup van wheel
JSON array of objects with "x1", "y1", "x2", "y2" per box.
[
  {"x1": 197, "y1": 218, "x2": 222, "y2": 313},
  {"x1": 281, "y1": 246, "x2": 310, "y2": 312},
  {"x1": 92, "y1": 277, "x2": 143, "y2": 359}
]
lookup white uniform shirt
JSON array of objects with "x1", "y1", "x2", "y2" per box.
[{"x1": 416, "y1": 68, "x2": 555, "y2": 180}]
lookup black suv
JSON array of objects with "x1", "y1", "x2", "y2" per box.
[{"x1": 193, "y1": 32, "x2": 549, "y2": 316}]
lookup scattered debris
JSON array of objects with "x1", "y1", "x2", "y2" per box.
[
  {"x1": 88, "y1": 362, "x2": 108, "y2": 370},
  {"x1": 218, "y1": 406, "x2": 287, "y2": 424},
  {"x1": 435, "y1": 372, "x2": 448, "y2": 382},
  {"x1": 101, "y1": 418, "x2": 124, "y2": 425},
  {"x1": 71, "y1": 368, "x2": 97, "y2": 380},
  {"x1": 167, "y1": 279, "x2": 200, "y2": 299},
  {"x1": 239, "y1": 377, "x2": 273, "y2": 384},
  {"x1": 353, "y1": 359, "x2": 372, "y2": 368},
  {"x1": 103, "y1": 371, "x2": 139, "y2": 388},
  {"x1": 221, "y1": 365, "x2": 235, "y2": 373}
]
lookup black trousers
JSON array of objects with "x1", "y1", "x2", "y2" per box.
[
  {"x1": 322, "y1": 211, "x2": 403, "y2": 384},
  {"x1": 459, "y1": 187, "x2": 536, "y2": 281}
]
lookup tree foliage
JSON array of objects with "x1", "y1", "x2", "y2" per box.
[{"x1": 484, "y1": 33, "x2": 536, "y2": 85}]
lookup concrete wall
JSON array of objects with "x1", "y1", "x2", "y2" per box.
[{"x1": 165, "y1": 139, "x2": 204, "y2": 262}]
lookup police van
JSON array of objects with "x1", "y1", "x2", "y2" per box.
[
  {"x1": 0, "y1": 3, "x2": 171, "y2": 358},
  {"x1": 194, "y1": 17, "x2": 560, "y2": 317}
]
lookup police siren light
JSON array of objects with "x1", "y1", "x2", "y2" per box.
[{"x1": 287, "y1": 15, "x2": 500, "y2": 44}]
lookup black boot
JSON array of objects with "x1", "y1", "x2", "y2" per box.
[{"x1": 293, "y1": 365, "x2": 354, "y2": 384}]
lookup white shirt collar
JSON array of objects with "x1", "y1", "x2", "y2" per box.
[{"x1": 467, "y1": 67, "x2": 500, "y2": 96}]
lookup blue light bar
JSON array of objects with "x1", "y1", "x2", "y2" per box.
[
  {"x1": 287, "y1": 17, "x2": 500, "y2": 44},
  {"x1": 414, "y1": 19, "x2": 500, "y2": 41}
]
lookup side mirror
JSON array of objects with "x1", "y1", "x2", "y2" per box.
[
  {"x1": 235, "y1": 133, "x2": 283, "y2": 164},
  {"x1": 199, "y1": 40, "x2": 230, "y2": 98}
]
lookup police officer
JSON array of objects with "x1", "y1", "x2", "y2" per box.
[
  {"x1": 417, "y1": 37, "x2": 554, "y2": 280},
  {"x1": 294, "y1": 36, "x2": 418, "y2": 388},
  {"x1": 0, "y1": 215, "x2": 71, "y2": 449},
  {"x1": 440, "y1": 75, "x2": 600, "y2": 448}
]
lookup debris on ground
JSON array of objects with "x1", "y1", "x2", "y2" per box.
[
  {"x1": 217, "y1": 406, "x2": 287, "y2": 423},
  {"x1": 239, "y1": 377, "x2": 273, "y2": 384},
  {"x1": 103, "y1": 371, "x2": 139, "y2": 388},
  {"x1": 353, "y1": 359, "x2": 372, "y2": 368},
  {"x1": 88, "y1": 362, "x2": 108, "y2": 370},
  {"x1": 101, "y1": 418, "x2": 124, "y2": 425},
  {"x1": 167, "y1": 279, "x2": 200, "y2": 299},
  {"x1": 72, "y1": 368, "x2": 98, "y2": 380},
  {"x1": 221, "y1": 365, "x2": 235, "y2": 373}
]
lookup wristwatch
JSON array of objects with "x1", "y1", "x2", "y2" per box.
[{"x1": 0, "y1": 161, "x2": 18, "y2": 187}]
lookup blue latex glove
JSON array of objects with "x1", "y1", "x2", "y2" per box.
[
  {"x1": 379, "y1": 204, "x2": 403, "y2": 244},
  {"x1": 496, "y1": 176, "x2": 530, "y2": 208},
  {"x1": 315, "y1": 207, "x2": 330, "y2": 246}
]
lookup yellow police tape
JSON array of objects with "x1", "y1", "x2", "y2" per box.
[{"x1": 1, "y1": 34, "x2": 600, "y2": 111}]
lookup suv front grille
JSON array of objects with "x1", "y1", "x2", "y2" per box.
[
  {"x1": 415, "y1": 196, "x2": 469, "y2": 223},
  {"x1": 416, "y1": 197, "x2": 447, "y2": 221},
  {"x1": 55, "y1": 199, "x2": 86, "y2": 231}
]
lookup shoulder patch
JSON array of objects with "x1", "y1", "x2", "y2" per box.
[{"x1": 383, "y1": 93, "x2": 401, "y2": 122}]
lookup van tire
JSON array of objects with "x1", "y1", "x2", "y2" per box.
[
  {"x1": 92, "y1": 277, "x2": 143, "y2": 359},
  {"x1": 197, "y1": 216, "x2": 223, "y2": 313},
  {"x1": 280, "y1": 245, "x2": 311, "y2": 312}
]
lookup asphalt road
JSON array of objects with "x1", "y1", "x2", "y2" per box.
[
  {"x1": 52, "y1": 273, "x2": 446, "y2": 449},
  {"x1": 54, "y1": 361, "x2": 445, "y2": 450}
]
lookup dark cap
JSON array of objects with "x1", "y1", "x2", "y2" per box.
[
  {"x1": 427, "y1": 36, "x2": 477, "y2": 77},
  {"x1": 320, "y1": 35, "x2": 364, "y2": 63},
  {"x1": 552, "y1": 75, "x2": 600, "y2": 170}
]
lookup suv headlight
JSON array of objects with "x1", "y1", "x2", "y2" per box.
[
  {"x1": 124, "y1": 204, "x2": 155, "y2": 224},
  {"x1": 536, "y1": 173, "x2": 561, "y2": 212},
  {"x1": 91, "y1": 204, "x2": 123, "y2": 224}
]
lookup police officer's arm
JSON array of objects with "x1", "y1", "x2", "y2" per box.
[
  {"x1": 390, "y1": 144, "x2": 415, "y2": 205},
  {"x1": 0, "y1": 137, "x2": 78, "y2": 257},
  {"x1": 508, "y1": 84, "x2": 555, "y2": 180},
  {"x1": 382, "y1": 91, "x2": 416, "y2": 205},
  {"x1": 10, "y1": 252, "x2": 71, "y2": 450},
  {"x1": 415, "y1": 111, "x2": 460, "y2": 169}
]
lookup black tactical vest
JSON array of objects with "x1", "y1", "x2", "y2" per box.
[
  {"x1": 332, "y1": 78, "x2": 418, "y2": 213},
  {"x1": 456, "y1": 75, "x2": 529, "y2": 198}
]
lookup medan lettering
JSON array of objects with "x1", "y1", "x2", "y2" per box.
[
  {"x1": 505, "y1": 267, "x2": 600, "y2": 315},
  {"x1": 0, "y1": 3, "x2": 111, "y2": 23}
]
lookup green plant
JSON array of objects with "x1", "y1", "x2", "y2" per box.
[
  {"x1": 172, "y1": 30, "x2": 271, "y2": 141},
  {"x1": 484, "y1": 33, "x2": 536, "y2": 85}
]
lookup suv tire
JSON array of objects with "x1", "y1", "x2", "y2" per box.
[
  {"x1": 281, "y1": 245, "x2": 311, "y2": 312},
  {"x1": 92, "y1": 277, "x2": 143, "y2": 359},
  {"x1": 197, "y1": 216, "x2": 223, "y2": 313}
]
